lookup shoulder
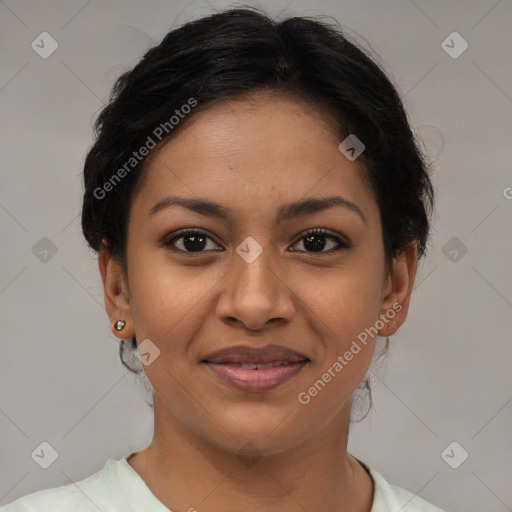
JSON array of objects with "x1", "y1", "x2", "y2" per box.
[
  {"x1": 1, "y1": 459, "x2": 122, "y2": 512},
  {"x1": 358, "y1": 460, "x2": 446, "y2": 512}
]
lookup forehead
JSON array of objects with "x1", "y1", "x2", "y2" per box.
[{"x1": 131, "y1": 93, "x2": 377, "y2": 223}]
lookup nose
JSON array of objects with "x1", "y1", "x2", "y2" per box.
[{"x1": 216, "y1": 245, "x2": 296, "y2": 331}]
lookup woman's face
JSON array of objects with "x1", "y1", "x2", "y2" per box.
[{"x1": 101, "y1": 92, "x2": 416, "y2": 456}]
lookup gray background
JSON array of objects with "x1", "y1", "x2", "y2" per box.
[{"x1": 1, "y1": 1, "x2": 511, "y2": 511}]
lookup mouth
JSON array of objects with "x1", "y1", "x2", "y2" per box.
[
  {"x1": 218, "y1": 360, "x2": 302, "y2": 369},
  {"x1": 201, "y1": 345, "x2": 310, "y2": 392}
]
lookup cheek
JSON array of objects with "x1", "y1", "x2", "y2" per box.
[
  {"x1": 127, "y1": 248, "x2": 217, "y2": 337},
  {"x1": 296, "y1": 256, "x2": 384, "y2": 380},
  {"x1": 126, "y1": 254, "x2": 224, "y2": 390},
  {"x1": 301, "y1": 258, "x2": 384, "y2": 336}
]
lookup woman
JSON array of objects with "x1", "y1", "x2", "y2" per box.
[{"x1": 3, "y1": 7, "x2": 445, "y2": 511}]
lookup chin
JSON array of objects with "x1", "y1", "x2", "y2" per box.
[{"x1": 201, "y1": 410, "x2": 312, "y2": 458}]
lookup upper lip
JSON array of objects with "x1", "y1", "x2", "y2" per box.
[{"x1": 202, "y1": 344, "x2": 309, "y2": 364}]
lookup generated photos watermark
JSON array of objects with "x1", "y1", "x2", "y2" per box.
[
  {"x1": 93, "y1": 97, "x2": 198, "y2": 200},
  {"x1": 298, "y1": 302, "x2": 402, "y2": 405}
]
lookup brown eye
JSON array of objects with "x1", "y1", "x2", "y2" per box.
[
  {"x1": 291, "y1": 228, "x2": 349, "y2": 254},
  {"x1": 165, "y1": 229, "x2": 221, "y2": 253}
]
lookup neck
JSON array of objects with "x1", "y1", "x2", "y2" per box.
[{"x1": 128, "y1": 394, "x2": 374, "y2": 512}]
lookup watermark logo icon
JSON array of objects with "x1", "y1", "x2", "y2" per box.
[
  {"x1": 338, "y1": 134, "x2": 365, "y2": 161},
  {"x1": 236, "y1": 236, "x2": 263, "y2": 263},
  {"x1": 135, "y1": 338, "x2": 161, "y2": 366},
  {"x1": 31, "y1": 32, "x2": 59, "y2": 59},
  {"x1": 31, "y1": 441, "x2": 59, "y2": 469},
  {"x1": 441, "y1": 32, "x2": 468, "y2": 59},
  {"x1": 442, "y1": 236, "x2": 468, "y2": 263},
  {"x1": 441, "y1": 441, "x2": 468, "y2": 469},
  {"x1": 32, "y1": 237, "x2": 58, "y2": 263}
]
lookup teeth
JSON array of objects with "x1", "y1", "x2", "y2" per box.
[{"x1": 255, "y1": 362, "x2": 275, "y2": 369}]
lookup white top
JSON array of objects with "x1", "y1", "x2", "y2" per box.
[{"x1": 1, "y1": 455, "x2": 445, "y2": 511}]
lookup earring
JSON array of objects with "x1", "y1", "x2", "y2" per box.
[{"x1": 114, "y1": 320, "x2": 126, "y2": 331}]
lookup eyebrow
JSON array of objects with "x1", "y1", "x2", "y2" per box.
[{"x1": 149, "y1": 194, "x2": 366, "y2": 225}]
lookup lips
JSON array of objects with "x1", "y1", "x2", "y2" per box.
[
  {"x1": 232, "y1": 361, "x2": 296, "y2": 370},
  {"x1": 202, "y1": 344, "x2": 309, "y2": 365},
  {"x1": 201, "y1": 345, "x2": 310, "y2": 392}
]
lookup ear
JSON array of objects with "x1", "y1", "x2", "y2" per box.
[
  {"x1": 377, "y1": 241, "x2": 418, "y2": 337},
  {"x1": 98, "y1": 240, "x2": 134, "y2": 338}
]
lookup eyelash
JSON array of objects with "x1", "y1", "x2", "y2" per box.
[{"x1": 163, "y1": 227, "x2": 350, "y2": 256}]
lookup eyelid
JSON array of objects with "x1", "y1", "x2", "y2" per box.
[
  {"x1": 290, "y1": 227, "x2": 350, "y2": 252},
  {"x1": 294, "y1": 227, "x2": 347, "y2": 243}
]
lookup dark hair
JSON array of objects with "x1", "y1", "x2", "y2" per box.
[{"x1": 81, "y1": 7, "x2": 434, "y2": 419}]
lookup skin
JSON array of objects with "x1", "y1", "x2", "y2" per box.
[{"x1": 99, "y1": 91, "x2": 418, "y2": 512}]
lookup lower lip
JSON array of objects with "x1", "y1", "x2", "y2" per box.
[{"x1": 203, "y1": 361, "x2": 308, "y2": 392}]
